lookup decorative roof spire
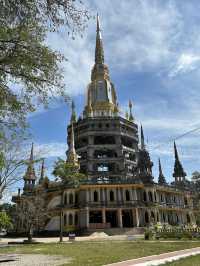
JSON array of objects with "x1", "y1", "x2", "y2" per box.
[
  {"x1": 67, "y1": 122, "x2": 79, "y2": 167},
  {"x1": 39, "y1": 159, "x2": 45, "y2": 184},
  {"x1": 23, "y1": 143, "x2": 36, "y2": 192},
  {"x1": 24, "y1": 143, "x2": 36, "y2": 181},
  {"x1": 70, "y1": 100, "x2": 77, "y2": 123},
  {"x1": 95, "y1": 13, "x2": 104, "y2": 64},
  {"x1": 129, "y1": 100, "x2": 134, "y2": 121},
  {"x1": 158, "y1": 158, "x2": 166, "y2": 185},
  {"x1": 141, "y1": 125, "x2": 145, "y2": 150},
  {"x1": 30, "y1": 142, "x2": 34, "y2": 161},
  {"x1": 173, "y1": 141, "x2": 186, "y2": 182}
]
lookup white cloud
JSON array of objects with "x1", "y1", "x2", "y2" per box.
[
  {"x1": 169, "y1": 53, "x2": 200, "y2": 77},
  {"x1": 45, "y1": 0, "x2": 184, "y2": 96}
]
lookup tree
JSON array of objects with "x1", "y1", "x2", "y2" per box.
[
  {"x1": 0, "y1": 0, "x2": 90, "y2": 160},
  {"x1": 0, "y1": 211, "x2": 12, "y2": 231},
  {"x1": 17, "y1": 192, "x2": 49, "y2": 242},
  {"x1": 0, "y1": 136, "x2": 42, "y2": 199},
  {"x1": 52, "y1": 158, "x2": 85, "y2": 186}
]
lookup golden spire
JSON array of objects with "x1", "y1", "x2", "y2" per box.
[
  {"x1": 70, "y1": 100, "x2": 77, "y2": 123},
  {"x1": 67, "y1": 122, "x2": 79, "y2": 167},
  {"x1": 24, "y1": 143, "x2": 36, "y2": 181},
  {"x1": 95, "y1": 13, "x2": 104, "y2": 64},
  {"x1": 129, "y1": 100, "x2": 134, "y2": 121}
]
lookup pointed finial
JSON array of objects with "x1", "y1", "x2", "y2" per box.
[
  {"x1": 129, "y1": 100, "x2": 134, "y2": 121},
  {"x1": 30, "y1": 142, "x2": 34, "y2": 161},
  {"x1": 95, "y1": 13, "x2": 104, "y2": 64},
  {"x1": 174, "y1": 141, "x2": 179, "y2": 160},
  {"x1": 173, "y1": 142, "x2": 186, "y2": 182},
  {"x1": 39, "y1": 159, "x2": 45, "y2": 183},
  {"x1": 97, "y1": 13, "x2": 100, "y2": 34},
  {"x1": 66, "y1": 122, "x2": 79, "y2": 167},
  {"x1": 158, "y1": 158, "x2": 166, "y2": 185},
  {"x1": 70, "y1": 100, "x2": 77, "y2": 123},
  {"x1": 141, "y1": 125, "x2": 145, "y2": 150}
]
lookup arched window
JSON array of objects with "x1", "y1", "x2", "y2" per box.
[
  {"x1": 187, "y1": 214, "x2": 191, "y2": 224},
  {"x1": 94, "y1": 191, "x2": 98, "y2": 202},
  {"x1": 110, "y1": 190, "x2": 115, "y2": 201},
  {"x1": 75, "y1": 193, "x2": 78, "y2": 204},
  {"x1": 69, "y1": 214, "x2": 73, "y2": 225},
  {"x1": 151, "y1": 211, "x2": 155, "y2": 222},
  {"x1": 69, "y1": 193, "x2": 73, "y2": 204},
  {"x1": 145, "y1": 212, "x2": 149, "y2": 224},
  {"x1": 184, "y1": 197, "x2": 188, "y2": 206},
  {"x1": 75, "y1": 213, "x2": 78, "y2": 225},
  {"x1": 64, "y1": 194, "x2": 67, "y2": 205},
  {"x1": 148, "y1": 191, "x2": 153, "y2": 202},
  {"x1": 154, "y1": 193, "x2": 157, "y2": 202},
  {"x1": 64, "y1": 214, "x2": 67, "y2": 226},
  {"x1": 125, "y1": 190, "x2": 130, "y2": 201},
  {"x1": 176, "y1": 214, "x2": 179, "y2": 224},
  {"x1": 143, "y1": 191, "x2": 147, "y2": 202},
  {"x1": 163, "y1": 213, "x2": 166, "y2": 222},
  {"x1": 161, "y1": 194, "x2": 164, "y2": 203}
]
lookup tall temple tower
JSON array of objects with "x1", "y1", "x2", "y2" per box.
[
  {"x1": 23, "y1": 143, "x2": 36, "y2": 192},
  {"x1": 173, "y1": 142, "x2": 186, "y2": 184},
  {"x1": 67, "y1": 15, "x2": 139, "y2": 181}
]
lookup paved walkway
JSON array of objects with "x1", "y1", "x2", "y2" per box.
[
  {"x1": 0, "y1": 254, "x2": 71, "y2": 266},
  {"x1": 105, "y1": 247, "x2": 200, "y2": 266}
]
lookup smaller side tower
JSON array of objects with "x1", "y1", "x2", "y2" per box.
[
  {"x1": 135, "y1": 126, "x2": 154, "y2": 183},
  {"x1": 173, "y1": 142, "x2": 186, "y2": 184},
  {"x1": 158, "y1": 158, "x2": 167, "y2": 185},
  {"x1": 39, "y1": 159, "x2": 45, "y2": 184},
  {"x1": 23, "y1": 143, "x2": 36, "y2": 193}
]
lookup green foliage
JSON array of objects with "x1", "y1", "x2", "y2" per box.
[
  {"x1": 52, "y1": 158, "x2": 86, "y2": 186},
  {"x1": 0, "y1": 0, "x2": 90, "y2": 161},
  {"x1": 0, "y1": 211, "x2": 12, "y2": 230}
]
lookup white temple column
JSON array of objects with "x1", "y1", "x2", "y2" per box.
[
  {"x1": 135, "y1": 208, "x2": 139, "y2": 227},
  {"x1": 118, "y1": 208, "x2": 123, "y2": 228}
]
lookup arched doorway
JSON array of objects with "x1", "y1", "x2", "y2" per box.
[{"x1": 122, "y1": 210, "x2": 133, "y2": 227}]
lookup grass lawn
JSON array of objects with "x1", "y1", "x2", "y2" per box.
[
  {"x1": 164, "y1": 254, "x2": 200, "y2": 266},
  {"x1": 0, "y1": 241, "x2": 200, "y2": 266}
]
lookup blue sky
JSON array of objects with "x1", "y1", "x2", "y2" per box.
[{"x1": 21, "y1": 0, "x2": 200, "y2": 189}]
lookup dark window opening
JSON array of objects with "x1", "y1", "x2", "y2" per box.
[
  {"x1": 148, "y1": 191, "x2": 153, "y2": 202},
  {"x1": 79, "y1": 151, "x2": 87, "y2": 160},
  {"x1": 94, "y1": 191, "x2": 98, "y2": 202},
  {"x1": 80, "y1": 164, "x2": 87, "y2": 174},
  {"x1": 110, "y1": 191, "x2": 115, "y2": 201},
  {"x1": 69, "y1": 214, "x2": 73, "y2": 225},
  {"x1": 64, "y1": 214, "x2": 67, "y2": 226},
  {"x1": 64, "y1": 194, "x2": 67, "y2": 205},
  {"x1": 75, "y1": 213, "x2": 78, "y2": 225},
  {"x1": 145, "y1": 212, "x2": 149, "y2": 224},
  {"x1": 184, "y1": 197, "x2": 188, "y2": 206},
  {"x1": 187, "y1": 214, "x2": 191, "y2": 224},
  {"x1": 89, "y1": 211, "x2": 102, "y2": 223},
  {"x1": 143, "y1": 191, "x2": 147, "y2": 202},
  {"x1": 125, "y1": 190, "x2": 130, "y2": 201},
  {"x1": 69, "y1": 194, "x2": 73, "y2": 204},
  {"x1": 121, "y1": 136, "x2": 134, "y2": 148},
  {"x1": 94, "y1": 136, "x2": 115, "y2": 145},
  {"x1": 75, "y1": 137, "x2": 88, "y2": 149},
  {"x1": 94, "y1": 150, "x2": 117, "y2": 159},
  {"x1": 75, "y1": 193, "x2": 78, "y2": 204}
]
